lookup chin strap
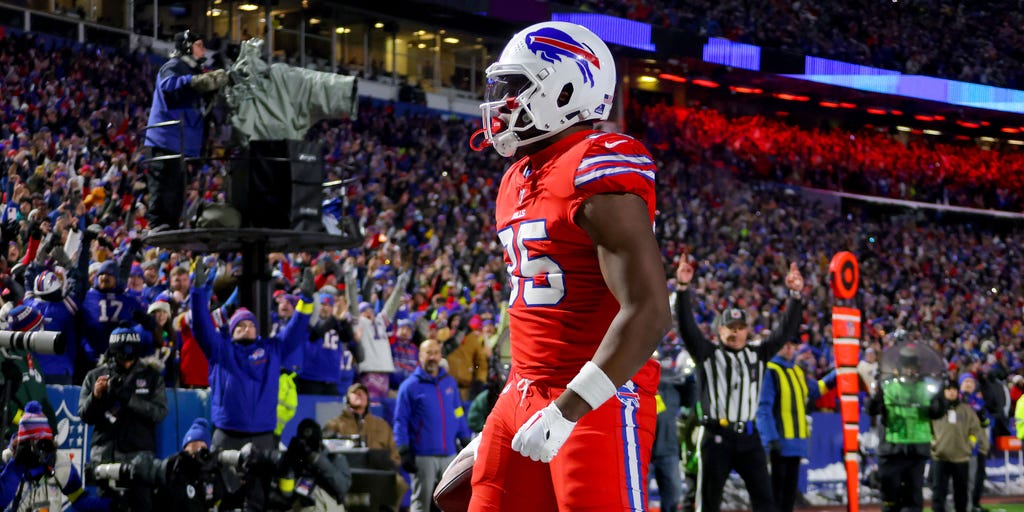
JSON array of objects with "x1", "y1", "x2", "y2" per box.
[{"x1": 469, "y1": 117, "x2": 506, "y2": 152}]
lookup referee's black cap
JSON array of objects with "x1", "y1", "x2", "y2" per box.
[{"x1": 715, "y1": 307, "x2": 748, "y2": 329}]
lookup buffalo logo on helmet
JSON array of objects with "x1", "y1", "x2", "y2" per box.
[{"x1": 525, "y1": 27, "x2": 601, "y2": 87}]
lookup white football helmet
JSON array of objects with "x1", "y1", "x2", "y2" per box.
[
  {"x1": 479, "y1": 21, "x2": 616, "y2": 157},
  {"x1": 34, "y1": 271, "x2": 63, "y2": 297}
]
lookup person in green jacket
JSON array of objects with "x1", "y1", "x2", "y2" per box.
[{"x1": 868, "y1": 344, "x2": 946, "y2": 512}]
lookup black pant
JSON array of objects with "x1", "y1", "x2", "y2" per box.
[
  {"x1": 295, "y1": 377, "x2": 340, "y2": 396},
  {"x1": 932, "y1": 459, "x2": 969, "y2": 512},
  {"x1": 971, "y1": 454, "x2": 986, "y2": 507},
  {"x1": 698, "y1": 423, "x2": 776, "y2": 512},
  {"x1": 146, "y1": 147, "x2": 186, "y2": 229},
  {"x1": 770, "y1": 450, "x2": 801, "y2": 512},
  {"x1": 878, "y1": 454, "x2": 927, "y2": 512}
]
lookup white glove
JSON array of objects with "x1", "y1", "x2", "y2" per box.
[{"x1": 511, "y1": 402, "x2": 576, "y2": 463}]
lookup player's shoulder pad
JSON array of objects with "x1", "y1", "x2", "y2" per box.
[
  {"x1": 579, "y1": 131, "x2": 649, "y2": 158},
  {"x1": 571, "y1": 131, "x2": 655, "y2": 189}
]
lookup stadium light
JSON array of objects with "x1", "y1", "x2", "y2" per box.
[
  {"x1": 637, "y1": 76, "x2": 658, "y2": 83},
  {"x1": 773, "y1": 93, "x2": 810, "y2": 101},
  {"x1": 896, "y1": 126, "x2": 911, "y2": 132},
  {"x1": 866, "y1": 108, "x2": 887, "y2": 115},
  {"x1": 239, "y1": 3, "x2": 258, "y2": 11},
  {"x1": 691, "y1": 79, "x2": 720, "y2": 88},
  {"x1": 923, "y1": 129, "x2": 942, "y2": 136},
  {"x1": 657, "y1": 73, "x2": 687, "y2": 83},
  {"x1": 979, "y1": 136, "x2": 997, "y2": 142},
  {"x1": 730, "y1": 86, "x2": 763, "y2": 94},
  {"x1": 1008, "y1": 140, "x2": 1024, "y2": 145}
]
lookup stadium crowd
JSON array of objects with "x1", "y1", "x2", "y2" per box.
[
  {"x1": 557, "y1": 0, "x2": 1024, "y2": 88},
  {"x1": 0, "y1": 29, "x2": 1023, "y2": 509}
]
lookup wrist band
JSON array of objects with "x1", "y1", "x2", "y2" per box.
[{"x1": 566, "y1": 361, "x2": 617, "y2": 410}]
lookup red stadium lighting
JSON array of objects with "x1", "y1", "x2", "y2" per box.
[
  {"x1": 933, "y1": 115, "x2": 946, "y2": 121},
  {"x1": 729, "y1": 86, "x2": 763, "y2": 94},
  {"x1": 691, "y1": 79, "x2": 720, "y2": 88},
  {"x1": 981, "y1": 121, "x2": 991, "y2": 126},
  {"x1": 866, "y1": 108, "x2": 888, "y2": 115},
  {"x1": 1001, "y1": 127, "x2": 1020, "y2": 134},
  {"x1": 954, "y1": 135, "x2": 971, "y2": 141},
  {"x1": 819, "y1": 101, "x2": 841, "y2": 108},
  {"x1": 914, "y1": 115, "x2": 935, "y2": 121},
  {"x1": 956, "y1": 121, "x2": 980, "y2": 129},
  {"x1": 773, "y1": 93, "x2": 810, "y2": 101},
  {"x1": 889, "y1": 109, "x2": 903, "y2": 116},
  {"x1": 775, "y1": 111, "x2": 790, "y2": 117},
  {"x1": 838, "y1": 102, "x2": 857, "y2": 109},
  {"x1": 657, "y1": 73, "x2": 687, "y2": 83}
]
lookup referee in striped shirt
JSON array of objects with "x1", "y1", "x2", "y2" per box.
[{"x1": 674, "y1": 255, "x2": 806, "y2": 512}]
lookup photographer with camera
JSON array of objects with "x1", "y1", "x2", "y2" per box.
[
  {"x1": 0, "y1": 311, "x2": 57, "y2": 444},
  {"x1": 157, "y1": 417, "x2": 228, "y2": 512},
  {"x1": 144, "y1": 29, "x2": 229, "y2": 232},
  {"x1": 276, "y1": 419, "x2": 351, "y2": 511},
  {"x1": 0, "y1": 401, "x2": 110, "y2": 511},
  {"x1": 189, "y1": 257, "x2": 314, "y2": 511},
  {"x1": 78, "y1": 328, "x2": 168, "y2": 509}
]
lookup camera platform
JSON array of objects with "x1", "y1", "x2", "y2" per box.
[{"x1": 144, "y1": 228, "x2": 360, "y2": 337}]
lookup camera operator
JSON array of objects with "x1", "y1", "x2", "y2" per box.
[
  {"x1": 0, "y1": 318, "x2": 57, "y2": 443},
  {"x1": 0, "y1": 401, "x2": 110, "y2": 511},
  {"x1": 143, "y1": 29, "x2": 229, "y2": 231},
  {"x1": 157, "y1": 417, "x2": 228, "y2": 512},
  {"x1": 274, "y1": 419, "x2": 351, "y2": 511},
  {"x1": 79, "y1": 327, "x2": 168, "y2": 509}
]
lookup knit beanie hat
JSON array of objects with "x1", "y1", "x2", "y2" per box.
[
  {"x1": 15, "y1": 401, "x2": 52, "y2": 445},
  {"x1": 181, "y1": 418, "x2": 212, "y2": 449},
  {"x1": 958, "y1": 372, "x2": 977, "y2": 387},
  {"x1": 229, "y1": 308, "x2": 257, "y2": 334},
  {"x1": 7, "y1": 305, "x2": 44, "y2": 332}
]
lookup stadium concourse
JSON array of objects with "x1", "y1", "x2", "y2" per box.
[{"x1": 2, "y1": 28, "x2": 1024, "y2": 510}]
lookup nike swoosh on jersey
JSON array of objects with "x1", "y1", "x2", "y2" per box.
[{"x1": 604, "y1": 140, "x2": 627, "y2": 149}]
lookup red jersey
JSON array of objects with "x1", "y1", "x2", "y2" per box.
[{"x1": 495, "y1": 129, "x2": 657, "y2": 386}]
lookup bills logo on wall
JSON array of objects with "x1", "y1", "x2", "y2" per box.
[{"x1": 53, "y1": 400, "x2": 88, "y2": 476}]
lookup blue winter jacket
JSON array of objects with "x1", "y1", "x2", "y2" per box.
[
  {"x1": 23, "y1": 296, "x2": 77, "y2": 380},
  {"x1": 191, "y1": 286, "x2": 309, "y2": 433},
  {"x1": 394, "y1": 366, "x2": 471, "y2": 456},
  {"x1": 144, "y1": 57, "x2": 204, "y2": 157},
  {"x1": 756, "y1": 355, "x2": 834, "y2": 458}
]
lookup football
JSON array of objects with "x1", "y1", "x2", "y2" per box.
[{"x1": 433, "y1": 436, "x2": 480, "y2": 512}]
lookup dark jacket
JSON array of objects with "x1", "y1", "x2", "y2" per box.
[
  {"x1": 144, "y1": 56, "x2": 205, "y2": 157},
  {"x1": 78, "y1": 359, "x2": 168, "y2": 458}
]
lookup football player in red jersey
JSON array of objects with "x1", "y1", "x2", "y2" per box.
[{"x1": 466, "y1": 21, "x2": 671, "y2": 511}]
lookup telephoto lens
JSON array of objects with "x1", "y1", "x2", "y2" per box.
[{"x1": 0, "y1": 330, "x2": 65, "y2": 354}]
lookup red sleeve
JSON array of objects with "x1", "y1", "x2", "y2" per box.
[
  {"x1": 21, "y1": 235, "x2": 40, "y2": 266},
  {"x1": 567, "y1": 133, "x2": 657, "y2": 222}
]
